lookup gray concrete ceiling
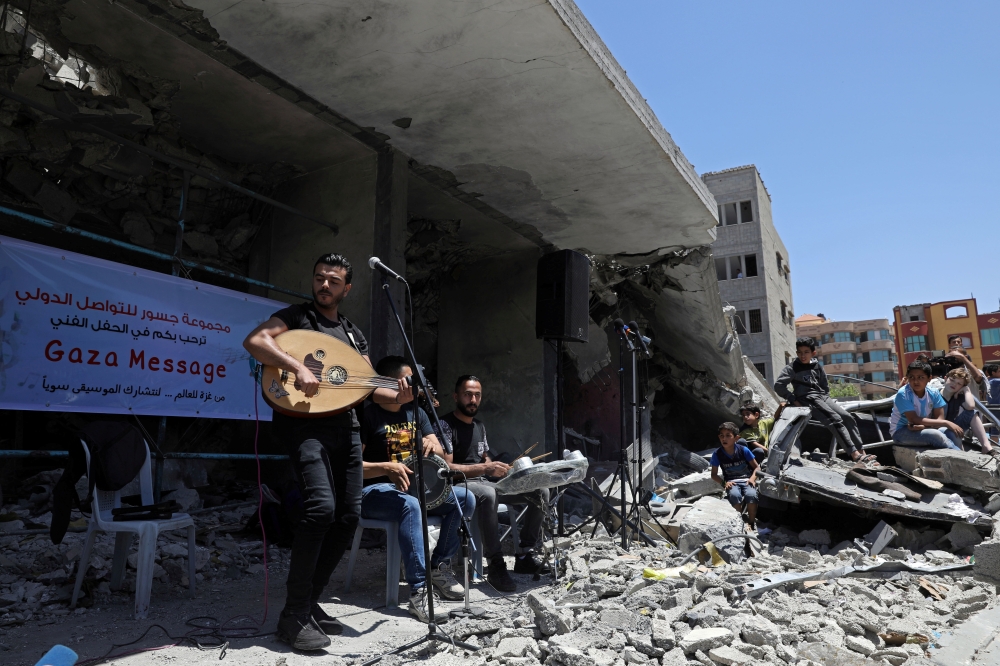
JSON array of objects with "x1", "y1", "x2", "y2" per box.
[{"x1": 181, "y1": 0, "x2": 719, "y2": 255}]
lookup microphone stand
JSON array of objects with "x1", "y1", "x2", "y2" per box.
[
  {"x1": 362, "y1": 276, "x2": 479, "y2": 666},
  {"x1": 446, "y1": 472, "x2": 487, "y2": 619}
]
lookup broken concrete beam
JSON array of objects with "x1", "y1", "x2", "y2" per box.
[
  {"x1": 677, "y1": 496, "x2": 746, "y2": 563},
  {"x1": 916, "y1": 449, "x2": 1000, "y2": 493},
  {"x1": 666, "y1": 470, "x2": 718, "y2": 499},
  {"x1": 858, "y1": 520, "x2": 897, "y2": 556}
]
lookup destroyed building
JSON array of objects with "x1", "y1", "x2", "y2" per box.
[{"x1": 0, "y1": 0, "x2": 772, "y2": 475}]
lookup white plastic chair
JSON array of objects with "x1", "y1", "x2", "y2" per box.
[
  {"x1": 344, "y1": 515, "x2": 442, "y2": 608},
  {"x1": 70, "y1": 439, "x2": 196, "y2": 619}
]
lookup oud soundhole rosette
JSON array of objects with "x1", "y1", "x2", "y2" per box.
[
  {"x1": 326, "y1": 366, "x2": 349, "y2": 385},
  {"x1": 314, "y1": 349, "x2": 326, "y2": 360}
]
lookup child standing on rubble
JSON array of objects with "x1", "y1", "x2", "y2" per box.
[
  {"x1": 890, "y1": 360, "x2": 963, "y2": 450},
  {"x1": 774, "y1": 337, "x2": 875, "y2": 464},
  {"x1": 710, "y1": 422, "x2": 759, "y2": 528}
]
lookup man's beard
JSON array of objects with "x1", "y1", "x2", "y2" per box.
[
  {"x1": 457, "y1": 402, "x2": 479, "y2": 417},
  {"x1": 313, "y1": 288, "x2": 345, "y2": 308}
]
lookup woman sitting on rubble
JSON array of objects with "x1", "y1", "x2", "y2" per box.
[{"x1": 939, "y1": 367, "x2": 999, "y2": 457}]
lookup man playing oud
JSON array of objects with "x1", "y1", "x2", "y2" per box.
[{"x1": 243, "y1": 253, "x2": 408, "y2": 651}]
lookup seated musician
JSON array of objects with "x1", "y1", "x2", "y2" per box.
[
  {"x1": 360, "y1": 356, "x2": 475, "y2": 622},
  {"x1": 436, "y1": 376, "x2": 549, "y2": 592}
]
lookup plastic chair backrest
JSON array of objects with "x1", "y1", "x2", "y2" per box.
[{"x1": 80, "y1": 438, "x2": 153, "y2": 527}]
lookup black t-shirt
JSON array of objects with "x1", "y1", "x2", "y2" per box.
[
  {"x1": 361, "y1": 402, "x2": 434, "y2": 486},
  {"x1": 437, "y1": 413, "x2": 488, "y2": 466},
  {"x1": 271, "y1": 301, "x2": 369, "y2": 427}
]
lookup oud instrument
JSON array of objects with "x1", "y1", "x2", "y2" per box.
[{"x1": 261, "y1": 329, "x2": 399, "y2": 416}]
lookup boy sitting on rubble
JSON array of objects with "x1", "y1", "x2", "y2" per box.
[
  {"x1": 774, "y1": 337, "x2": 875, "y2": 464},
  {"x1": 890, "y1": 360, "x2": 963, "y2": 450},
  {"x1": 710, "y1": 422, "x2": 759, "y2": 528},
  {"x1": 941, "y1": 367, "x2": 998, "y2": 457},
  {"x1": 738, "y1": 405, "x2": 772, "y2": 463}
]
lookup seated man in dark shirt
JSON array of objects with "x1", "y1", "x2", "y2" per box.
[
  {"x1": 436, "y1": 375, "x2": 549, "y2": 592},
  {"x1": 361, "y1": 356, "x2": 475, "y2": 622}
]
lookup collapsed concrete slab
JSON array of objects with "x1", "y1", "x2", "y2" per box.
[
  {"x1": 916, "y1": 449, "x2": 1000, "y2": 493},
  {"x1": 677, "y1": 496, "x2": 746, "y2": 563}
]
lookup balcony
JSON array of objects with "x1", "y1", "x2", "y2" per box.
[
  {"x1": 820, "y1": 342, "x2": 857, "y2": 355},
  {"x1": 824, "y1": 363, "x2": 859, "y2": 374},
  {"x1": 861, "y1": 361, "x2": 896, "y2": 373},
  {"x1": 859, "y1": 339, "x2": 893, "y2": 353},
  {"x1": 816, "y1": 321, "x2": 855, "y2": 335}
]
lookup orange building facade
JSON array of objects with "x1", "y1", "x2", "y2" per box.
[{"x1": 892, "y1": 298, "x2": 1000, "y2": 375}]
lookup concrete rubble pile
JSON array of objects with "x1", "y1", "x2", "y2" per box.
[
  {"x1": 429, "y1": 517, "x2": 995, "y2": 666},
  {"x1": 0, "y1": 478, "x2": 280, "y2": 630}
]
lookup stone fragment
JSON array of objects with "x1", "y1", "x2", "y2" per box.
[
  {"x1": 844, "y1": 635, "x2": 875, "y2": 656},
  {"x1": 494, "y1": 637, "x2": 541, "y2": 659},
  {"x1": 947, "y1": 522, "x2": 984, "y2": 550},
  {"x1": 546, "y1": 644, "x2": 596, "y2": 666},
  {"x1": 740, "y1": 614, "x2": 781, "y2": 646},
  {"x1": 871, "y1": 647, "x2": 909, "y2": 666},
  {"x1": 917, "y1": 449, "x2": 1000, "y2": 492},
  {"x1": 526, "y1": 591, "x2": 572, "y2": 636},
  {"x1": 780, "y1": 547, "x2": 812, "y2": 566},
  {"x1": 621, "y1": 646, "x2": 647, "y2": 664},
  {"x1": 626, "y1": 631, "x2": 663, "y2": 658},
  {"x1": 678, "y1": 627, "x2": 733, "y2": 655},
  {"x1": 705, "y1": 645, "x2": 751, "y2": 665},
  {"x1": 797, "y1": 529, "x2": 831, "y2": 546},
  {"x1": 651, "y1": 619, "x2": 676, "y2": 650},
  {"x1": 677, "y1": 497, "x2": 746, "y2": 563},
  {"x1": 667, "y1": 471, "x2": 718, "y2": 499}
]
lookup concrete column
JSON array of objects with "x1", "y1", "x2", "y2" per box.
[{"x1": 368, "y1": 147, "x2": 408, "y2": 365}]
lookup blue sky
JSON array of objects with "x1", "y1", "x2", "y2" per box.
[{"x1": 575, "y1": 1, "x2": 1000, "y2": 322}]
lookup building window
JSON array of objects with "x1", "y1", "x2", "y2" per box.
[
  {"x1": 729, "y1": 256, "x2": 743, "y2": 279},
  {"x1": 863, "y1": 350, "x2": 891, "y2": 363},
  {"x1": 945, "y1": 305, "x2": 969, "y2": 319},
  {"x1": 715, "y1": 257, "x2": 727, "y2": 281},
  {"x1": 733, "y1": 311, "x2": 747, "y2": 334},
  {"x1": 744, "y1": 254, "x2": 758, "y2": 278},
  {"x1": 716, "y1": 206, "x2": 723, "y2": 227},
  {"x1": 822, "y1": 331, "x2": 853, "y2": 344},
  {"x1": 753, "y1": 361, "x2": 766, "y2": 378},
  {"x1": 825, "y1": 353, "x2": 855, "y2": 365},
  {"x1": 952, "y1": 333, "x2": 974, "y2": 349},
  {"x1": 982, "y1": 328, "x2": 1000, "y2": 346},
  {"x1": 858, "y1": 329, "x2": 891, "y2": 342},
  {"x1": 865, "y1": 371, "x2": 897, "y2": 383},
  {"x1": 724, "y1": 202, "x2": 738, "y2": 226},
  {"x1": 780, "y1": 301, "x2": 787, "y2": 323},
  {"x1": 776, "y1": 253, "x2": 783, "y2": 273},
  {"x1": 749, "y1": 309, "x2": 762, "y2": 333},
  {"x1": 909, "y1": 316, "x2": 920, "y2": 322},
  {"x1": 740, "y1": 201, "x2": 753, "y2": 223},
  {"x1": 904, "y1": 335, "x2": 928, "y2": 352}
]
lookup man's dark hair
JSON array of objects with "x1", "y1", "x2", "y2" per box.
[
  {"x1": 454, "y1": 375, "x2": 481, "y2": 393},
  {"x1": 313, "y1": 253, "x2": 353, "y2": 284},
  {"x1": 739, "y1": 405, "x2": 761, "y2": 416},
  {"x1": 795, "y1": 337, "x2": 817, "y2": 351},
  {"x1": 948, "y1": 334, "x2": 963, "y2": 344},
  {"x1": 985, "y1": 364, "x2": 1000, "y2": 376},
  {"x1": 718, "y1": 422, "x2": 741, "y2": 436},
  {"x1": 376, "y1": 355, "x2": 410, "y2": 378},
  {"x1": 906, "y1": 360, "x2": 932, "y2": 378}
]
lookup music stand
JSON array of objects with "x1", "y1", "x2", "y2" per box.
[{"x1": 361, "y1": 278, "x2": 479, "y2": 666}]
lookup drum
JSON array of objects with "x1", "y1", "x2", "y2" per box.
[
  {"x1": 494, "y1": 450, "x2": 589, "y2": 495},
  {"x1": 402, "y1": 453, "x2": 451, "y2": 510}
]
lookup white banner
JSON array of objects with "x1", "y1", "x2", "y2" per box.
[{"x1": 0, "y1": 235, "x2": 285, "y2": 420}]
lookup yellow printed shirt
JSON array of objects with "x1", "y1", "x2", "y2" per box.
[
  {"x1": 739, "y1": 417, "x2": 774, "y2": 449},
  {"x1": 361, "y1": 402, "x2": 434, "y2": 486}
]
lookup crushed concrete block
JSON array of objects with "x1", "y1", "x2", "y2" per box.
[
  {"x1": 916, "y1": 449, "x2": 1000, "y2": 493},
  {"x1": 781, "y1": 546, "x2": 813, "y2": 566},
  {"x1": 797, "y1": 529, "x2": 831, "y2": 546},
  {"x1": 678, "y1": 627, "x2": 733, "y2": 654},
  {"x1": 658, "y1": 649, "x2": 693, "y2": 666},
  {"x1": 677, "y1": 497, "x2": 746, "y2": 563},
  {"x1": 626, "y1": 631, "x2": 663, "y2": 658},
  {"x1": 844, "y1": 636, "x2": 875, "y2": 657},
  {"x1": 973, "y1": 539, "x2": 1000, "y2": 586},
  {"x1": 651, "y1": 619, "x2": 676, "y2": 650},
  {"x1": 668, "y1": 471, "x2": 719, "y2": 499},
  {"x1": 775, "y1": 644, "x2": 798, "y2": 663},
  {"x1": 798, "y1": 642, "x2": 870, "y2": 666},
  {"x1": 892, "y1": 446, "x2": 920, "y2": 473},
  {"x1": 740, "y1": 614, "x2": 781, "y2": 646},
  {"x1": 705, "y1": 645, "x2": 752, "y2": 665},
  {"x1": 494, "y1": 637, "x2": 541, "y2": 659},
  {"x1": 546, "y1": 644, "x2": 595, "y2": 666},
  {"x1": 948, "y1": 522, "x2": 984, "y2": 550},
  {"x1": 985, "y1": 493, "x2": 1000, "y2": 514},
  {"x1": 871, "y1": 647, "x2": 909, "y2": 666},
  {"x1": 621, "y1": 646, "x2": 647, "y2": 664}
]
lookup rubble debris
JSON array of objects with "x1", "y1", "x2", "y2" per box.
[
  {"x1": 915, "y1": 449, "x2": 1000, "y2": 493},
  {"x1": 677, "y1": 497, "x2": 746, "y2": 563}
]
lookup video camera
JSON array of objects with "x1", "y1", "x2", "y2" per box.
[{"x1": 927, "y1": 351, "x2": 964, "y2": 377}]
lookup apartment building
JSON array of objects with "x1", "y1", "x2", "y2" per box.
[
  {"x1": 704, "y1": 165, "x2": 795, "y2": 382},
  {"x1": 795, "y1": 314, "x2": 898, "y2": 398},
  {"x1": 893, "y1": 298, "x2": 1000, "y2": 375}
]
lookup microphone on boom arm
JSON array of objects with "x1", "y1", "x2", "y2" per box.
[
  {"x1": 613, "y1": 318, "x2": 636, "y2": 352},
  {"x1": 368, "y1": 256, "x2": 407, "y2": 283},
  {"x1": 627, "y1": 321, "x2": 652, "y2": 357}
]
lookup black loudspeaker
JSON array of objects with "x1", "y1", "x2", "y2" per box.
[{"x1": 536, "y1": 250, "x2": 590, "y2": 342}]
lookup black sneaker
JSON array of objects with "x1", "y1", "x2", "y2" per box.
[
  {"x1": 277, "y1": 610, "x2": 331, "y2": 651},
  {"x1": 311, "y1": 604, "x2": 343, "y2": 636},
  {"x1": 487, "y1": 555, "x2": 517, "y2": 592},
  {"x1": 513, "y1": 552, "x2": 551, "y2": 575}
]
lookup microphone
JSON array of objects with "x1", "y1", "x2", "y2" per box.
[
  {"x1": 628, "y1": 321, "x2": 652, "y2": 357},
  {"x1": 613, "y1": 318, "x2": 635, "y2": 351},
  {"x1": 368, "y1": 256, "x2": 406, "y2": 283},
  {"x1": 437, "y1": 467, "x2": 465, "y2": 480}
]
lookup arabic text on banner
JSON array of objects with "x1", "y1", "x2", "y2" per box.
[{"x1": 0, "y1": 235, "x2": 286, "y2": 420}]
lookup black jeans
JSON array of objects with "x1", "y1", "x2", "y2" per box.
[
  {"x1": 276, "y1": 414, "x2": 362, "y2": 615},
  {"x1": 465, "y1": 480, "x2": 548, "y2": 559},
  {"x1": 806, "y1": 395, "x2": 865, "y2": 455}
]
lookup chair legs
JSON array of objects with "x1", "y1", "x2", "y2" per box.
[
  {"x1": 109, "y1": 532, "x2": 134, "y2": 591},
  {"x1": 385, "y1": 528, "x2": 400, "y2": 608},
  {"x1": 343, "y1": 526, "x2": 364, "y2": 593},
  {"x1": 70, "y1": 528, "x2": 98, "y2": 609},
  {"x1": 133, "y1": 524, "x2": 159, "y2": 620},
  {"x1": 186, "y1": 524, "x2": 197, "y2": 598}
]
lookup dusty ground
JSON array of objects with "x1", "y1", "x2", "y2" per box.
[{"x1": 0, "y1": 537, "x2": 546, "y2": 666}]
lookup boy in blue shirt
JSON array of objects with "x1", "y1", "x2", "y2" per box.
[
  {"x1": 710, "y1": 422, "x2": 760, "y2": 528},
  {"x1": 985, "y1": 364, "x2": 1000, "y2": 405},
  {"x1": 890, "y1": 360, "x2": 963, "y2": 450}
]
